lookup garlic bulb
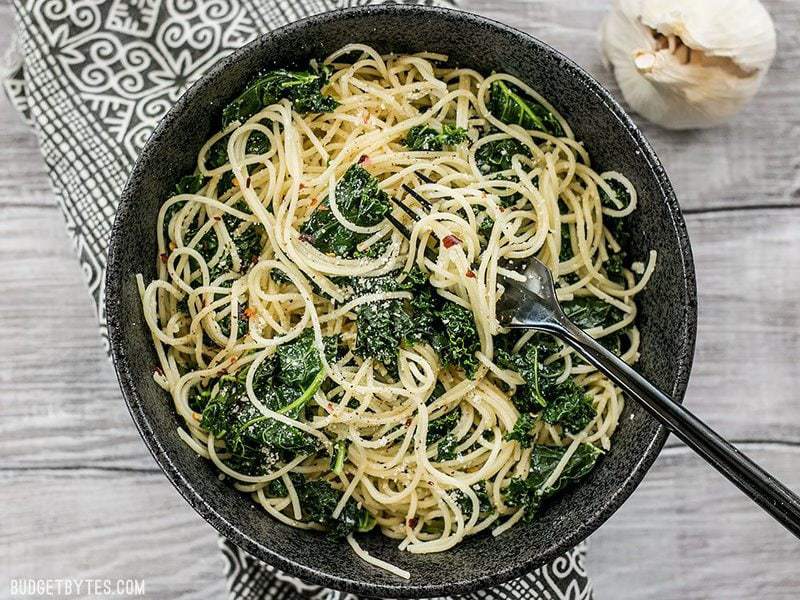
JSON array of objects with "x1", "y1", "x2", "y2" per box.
[{"x1": 601, "y1": 0, "x2": 777, "y2": 129}]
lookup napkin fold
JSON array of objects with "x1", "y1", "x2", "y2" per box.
[{"x1": 6, "y1": 0, "x2": 592, "y2": 597}]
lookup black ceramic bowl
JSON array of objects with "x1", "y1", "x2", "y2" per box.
[{"x1": 106, "y1": 5, "x2": 696, "y2": 597}]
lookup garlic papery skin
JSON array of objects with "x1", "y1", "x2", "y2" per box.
[{"x1": 601, "y1": 0, "x2": 777, "y2": 130}]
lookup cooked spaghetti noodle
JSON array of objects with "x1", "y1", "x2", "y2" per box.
[{"x1": 139, "y1": 44, "x2": 655, "y2": 577}]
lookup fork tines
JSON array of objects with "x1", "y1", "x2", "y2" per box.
[
  {"x1": 385, "y1": 212, "x2": 412, "y2": 240},
  {"x1": 390, "y1": 195, "x2": 422, "y2": 222},
  {"x1": 401, "y1": 184, "x2": 433, "y2": 211}
]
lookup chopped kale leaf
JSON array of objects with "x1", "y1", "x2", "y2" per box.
[
  {"x1": 436, "y1": 433, "x2": 459, "y2": 461},
  {"x1": 427, "y1": 406, "x2": 461, "y2": 442},
  {"x1": 405, "y1": 123, "x2": 469, "y2": 151},
  {"x1": 561, "y1": 296, "x2": 623, "y2": 330},
  {"x1": 429, "y1": 301, "x2": 480, "y2": 377},
  {"x1": 504, "y1": 443, "x2": 601, "y2": 522},
  {"x1": 199, "y1": 329, "x2": 339, "y2": 473},
  {"x1": 175, "y1": 174, "x2": 208, "y2": 195},
  {"x1": 540, "y1": 379, "x2": 595, "y2": 434},
  {"x1": 451, "y1": 481, "x2": 493, "y2": 516},
  {"x1": 300, "y1": 164, "x2": 391, "y2": 258},
  {"x1": 504, "y1": 413, "x2": 536, "y2": 448},
  {"x1": 349, "y1": 268, "x2": 480, "y2": 378},
  {"x1": 488, "y1": 80, "x2": 564, "y2": 136},
  {"x1": 496, "y1": 334, "x2": 597, "y2": 433},
  {"x1": 222, "y1": 64, "x2": 338, "y2": 128},
  {"x1": 475, "y1": 138, "x2": 531, "y2": 175},
  {"x1": 295, "y1": 478, "x2": 376, "y2": 539},
  {"x1": 598, "y1": 178, "x2": 631, "y2": 210}
]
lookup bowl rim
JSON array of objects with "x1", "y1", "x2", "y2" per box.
[{"x1": 105, "y1": 4, "x2": 698, "y2": 597}]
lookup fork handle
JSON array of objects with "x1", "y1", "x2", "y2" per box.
[{"x1": 554, "y1": 318, "x2": 800, "y2": 538}]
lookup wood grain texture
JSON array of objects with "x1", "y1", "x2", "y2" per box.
[
  {"x1": 0, "y1": 469, "x2": 226, "y2": 599},
  {"x1": 589, "y1": 445, "x2": 800, "y2": 600},
  {"x1": 1, "y1": 0, "x2": 800, "y2": 598}
]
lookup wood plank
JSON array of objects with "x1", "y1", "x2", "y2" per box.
[
  {"x1": 460, "y1": 0, "x2": 800, "y2": 213},
  {"x1": 588, "y1": 444, "x2": 800, "y2": 600},
  {"x1": 683, "y1": 208, "x2": 800, "y2": 442},
  {"x1": 0, "y1": 205, "x2": 155, "y2": 471},
  {"x1": 0, "y1": 468, "x2": 225, "y2": 599}
]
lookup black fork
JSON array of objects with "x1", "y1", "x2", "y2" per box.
[{"x1": 385, "y1": 177, "x2": 800, "y2": 539}]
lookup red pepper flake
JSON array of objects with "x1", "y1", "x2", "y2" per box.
[
  {"x1": 243, "y1": 307, "x2": 256, "y2": 318},
  {"x1": 442, "y1": 235, "x2": 461, "y2": 249},
  {"x1": 404, "y1": 417, "x2": 412, "y2": 427},
  {"x1": 245, "y1": 177, "x2": 251, "y2": 188},
  {"x1": 159, "y1": 253, "x2": 168, "y2": 263},
  {"x1": 213, "y1": 215, "x2": 221, "y2": 221},
  {"x1": 327, "y1": 402, "x2": 334, "y2": 411},
  {"x1": 466, "y1": 270, "x2": 476, "y2": 278},
  {"x1": 299, "y1": 182, "x2": 306, "y2": 189},
  {"x1": 358, "y1": 154, "x2": 370, "y2": 165},
  {"x1": 153, "y1": 366, "x2": 164, "y2": 376},
  {"x1": 299, "y1": 233, "x2": 315, "y2": 244},
  {"x1": 407, "y1": 517, "x2": 419, "y2": 528}
]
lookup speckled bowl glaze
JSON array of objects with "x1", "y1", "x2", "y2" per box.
[{"x1": 106, "y1": 5, "x2": 697, "y2": 597}]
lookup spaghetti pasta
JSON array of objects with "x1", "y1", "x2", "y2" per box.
[{"x1": 139, "y1": 45, "x2": 655, "y2": 576}]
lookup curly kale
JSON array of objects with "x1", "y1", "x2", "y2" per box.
[
  {"x1": 474, "y1": 138, "x2": 532, "y2": 207},
  {"x1": 504, "y1": 412, "x2": 536, "y2": 448},
  {"x1": 426, "y1": 406, "x2": 462, "y2": 461},
  {"x1": 222, "y1": 64, "x2": 338, "y2": 128},
  {"x1": 429, "y1": 301, "x2": 481, "y2": 377},
  {"x1": 604, "y1": 252, "x2": 626, "y2": 285},
  {"x1": 436, "y1": 434, "x2": 459, "y2": 461},
  {"x1": 598, "y1": 178, "x2": 631, "y2": 210},
  {"x1": 540, "y1": 379, "x2": 596, "y2": 435},
  {"x1": 475, "y1": 137, "x2": 531, "y2": 175},
  {"x1": 162, "y1": 175, "x2": 210, "y2": 240},
  {"x1": 451, "y1": 481, "x2": 493, "y2": 516},
  {"x1": 199, "y1": 329, "x2": 339, "y2": 474},
  {"x1": 178, "y1": 197, "x2": 264, "y2": 281},
  {"x1": 295, "y1": 478, "x2": 376, "y2": 539},
  {"x1": 218, "y1": 301, "x2": 249, "y2": 340},
  {"x1": 504, "y1": 443, "x2": 601, "y2": 522},
  {"x1": 495, "y1": 336, "x2": 561, "y2": 411},
  {"x1": 354, "y1": 300, "x2": 413, "y2": 375},
  {"x1": 487, "y1": 80, "x2": 564, "y2": 137},
  {"x1": 348, "y1": 268, "x2": 480, "y2": 378},
  {"x1": 300, "y1": 164, "x2": 391, "y2": 258},
  {"x1": 561, "y1": 297, "x2": 623, "y2": 330},
  {"x1": 405, "y1": 123, "x2": 469, "y2": 151},
  {"x1": 562, "y1": 296, "x2": 627, "y2": 358},
  {"x1": 175, "y1": 174, "x2": 208, "y2": 195},
  {"x1": 421, "y1": 482, "x2": 493, "y2": 534},
  {"x1": 427, "y1": 406, "x2": 461, "y2": 442},
  {"x1": 496, "y1": 334, "x2": 596, "y2": 434}
]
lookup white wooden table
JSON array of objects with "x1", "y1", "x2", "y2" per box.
[{"x1": 1, "y1": 1, "x2": 799, "y2": 598}]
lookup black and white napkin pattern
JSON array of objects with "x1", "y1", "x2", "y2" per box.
[{"x1": 5, "y1": 1, "x2": 593, "y2": 597}]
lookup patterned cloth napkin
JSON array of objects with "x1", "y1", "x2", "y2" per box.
[{"x1": 4, "y1": 1, "x2": 593, "y2": 598}]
